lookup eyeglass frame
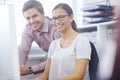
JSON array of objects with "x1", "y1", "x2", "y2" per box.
[{"x1": 51, "y1": 15, "x2": 69, "y2": 23}]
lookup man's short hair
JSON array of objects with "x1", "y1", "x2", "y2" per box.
[{"x1": 22, "y1": 0, "x2": 44, "y2": 15}]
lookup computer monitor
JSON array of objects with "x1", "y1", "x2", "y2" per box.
[{"x1": 0, "y1": 4, "x2": 20, "y2": 80}]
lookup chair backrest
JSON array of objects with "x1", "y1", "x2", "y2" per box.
[{"x1": 89, "y1": 42, "x2": 99, "y2": 80}]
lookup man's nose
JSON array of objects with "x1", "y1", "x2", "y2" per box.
[{"x1": 30, "y1": 18, "x2": 35, "y2": 24}]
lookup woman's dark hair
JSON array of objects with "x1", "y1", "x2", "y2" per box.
[
  {"x1": 22, "y1": 0, "x2": 44, "y2": 15},
  {"x1": 52, "y1": 3, "x2": 78, "y2": 32}
]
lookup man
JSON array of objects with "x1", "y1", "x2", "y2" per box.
[{"x1": 19, "y1": 0, "x2": 60, "y2": 75}]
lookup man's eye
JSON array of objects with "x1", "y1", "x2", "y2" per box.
[
  {"x1": 58, "y1": 17, "x2": 63, "y2": 19},
  {"x1": 52, "y1": 17, "x2": 57, "y2": 20},
  {"x1": 26, "y1": 17, "x2": 30, "y2": 20},
  {"x1": 58, "y1": 16, "x2": 64, "y2": 18},
  {"x1": 33, "y1": 15, "x2": 37, "y2": 18}
]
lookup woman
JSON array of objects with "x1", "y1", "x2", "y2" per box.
[{"x1": 34, "y1": 3, "x2": 91, "y2": 80}]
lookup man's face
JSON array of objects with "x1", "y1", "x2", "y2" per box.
[{"x1": 23, "y1": 8, "x2": 44, "y2": 31}]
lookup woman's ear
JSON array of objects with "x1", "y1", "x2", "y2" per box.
[{"x1": 70, "y1": 14, "x2": 74, "y2": 22}]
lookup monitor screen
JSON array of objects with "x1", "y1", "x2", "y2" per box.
[{"x1": 0, "y1": 5, "x2": 20, "y2": 80}]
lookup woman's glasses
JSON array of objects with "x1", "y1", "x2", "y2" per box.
[{"x1": 52, "y1": 15, "x2": 69, "y2": 23}]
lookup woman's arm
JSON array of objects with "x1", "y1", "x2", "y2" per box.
[
  {"x1": 33, "y1": 58, "x2": 51, "y2": 80},
  {"x1": 57, "y1": 59, "x2": 89, "y2": 80}
]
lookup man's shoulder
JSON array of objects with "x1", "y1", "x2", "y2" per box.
[
  {"x1": 24, "y1": 24, "x2": 33, "y2": 31},
  {"x1": 23, "y1": 24, "x2": 34, "y2": 36},
  {"x1": 44, "y1": 17, "x2": 57, "y2": 31},
  {"x1": 50, "y1": 38, "x2": 60, "y2": 47}
]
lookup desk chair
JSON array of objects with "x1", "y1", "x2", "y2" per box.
[{"x1": 89, "y1": 42, "x2": 99, "y2": 80}]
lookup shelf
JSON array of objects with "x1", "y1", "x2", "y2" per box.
[
  {"x1": 82, "y1": 21, "x2": 116, "y2": 29},
  {"x1": 78, "y1": 27, "x2": 97, "y2": 32}
]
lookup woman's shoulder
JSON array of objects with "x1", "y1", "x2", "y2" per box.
[
  {"x1": 50, "y1": 38, "x2": 60, "y2": 46},
  {"x1": 78, "y1": 34, "x2": 89, "y2": 42},
  {"x1": 49, "y1": 38, "x2": 60, "y2": 51},
  {"x1": 75, "y1": 34, "x2": 90, "y2": 48}
]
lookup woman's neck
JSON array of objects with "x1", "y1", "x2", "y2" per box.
[
  {"x1": 60, "y1": 29, "x2": 79, "y2": 48},
  {"x1": 61, "y1": 28, "x2": 78, "y2": 40}
]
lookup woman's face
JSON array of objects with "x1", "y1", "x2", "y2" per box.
[{"x1": 52, "y1": 8, "x2": 73, "y2": 32}]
